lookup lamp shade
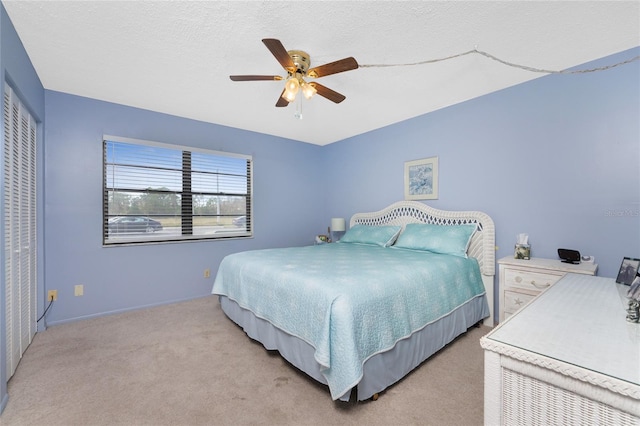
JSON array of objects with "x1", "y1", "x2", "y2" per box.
[{"x1": 331, "y1": 218, "x2": 346, "y2": 232}]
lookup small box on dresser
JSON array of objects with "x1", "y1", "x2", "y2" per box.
[{"x1": 498, "y1": 256, "x2": 598, "y2": 323}]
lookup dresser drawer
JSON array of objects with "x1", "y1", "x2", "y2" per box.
[
  {"x1": 504, "y1": 268, "x2": 562, "y2": 292},
  {"x1": 503, "y1": 290, "x2": 536, "y2": 314}
]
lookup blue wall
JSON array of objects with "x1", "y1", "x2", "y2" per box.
[
  {"x1": 0, "y1": 3, "x2": 45, "y2": 413},
  {"x1": 43, "y1": 91, "x2": 326, "y2": 324},
  {"x1": 325, "y1": 47, "x2": 640, "y2": 284}
]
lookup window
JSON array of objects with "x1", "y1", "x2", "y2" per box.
[{"x1": 103, "y1": 136, "x2": 252, "y2": 245}]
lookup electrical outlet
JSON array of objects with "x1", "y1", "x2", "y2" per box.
[
  {"x1": 75, "y1": 284, "x2": 84, "y2": 296},
  {"x1": 47, "y1": 290, "x2": 58, "y2": 301},
  {"x1": 204, "y1": 268, "x2": 211, "y2": 278}
]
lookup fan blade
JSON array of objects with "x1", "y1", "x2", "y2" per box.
[
  {"x1": 262, "y1": 38, "x2": 296, "y2": 73},
  {"x1": 309, "y1": 82, "x2": 346, "y2": 104},
  {"x1": 230, "y1": 75, "x2": 283, "y2": 81},
  {"x1": 307, "y1": 57, "x2": 358, "y2": 78},
  {"x1": 275, "y1": 89, "x2": 289, "y2": 107}
]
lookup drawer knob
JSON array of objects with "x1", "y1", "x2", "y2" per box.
[{"x1": 515, "y1": 276, "x2": 522, "y2": 283}]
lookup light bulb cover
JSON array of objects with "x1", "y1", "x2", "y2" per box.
[
  {"x1": 285, "y1": 77, "x2": 300, "y2": 93},
  {"x1": 283, "y1": 89, "x2": 297, "y2": 103},
  {"x1": 301, "y1": 81, "x2": 317, "y2": 99}
]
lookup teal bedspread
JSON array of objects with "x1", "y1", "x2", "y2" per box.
[{"x1": 212, "y1": 243, "x2": 488, "y2": 400}]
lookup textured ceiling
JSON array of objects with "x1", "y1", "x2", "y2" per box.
[{"x1": 3, "y1": 1, "x2": 639, "y2": 145}]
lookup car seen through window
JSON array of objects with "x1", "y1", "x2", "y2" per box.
[{"x1": 108, "y1": 216, "x2": 163, "y2": 234}]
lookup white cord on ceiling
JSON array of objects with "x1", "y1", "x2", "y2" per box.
[{"x1": 359, "y1": 48, "x2": 640, "y2": 74}]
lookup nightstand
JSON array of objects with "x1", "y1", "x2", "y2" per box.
[{"x1": 498, "y1": 256, "x2": 598, "y2": 322}]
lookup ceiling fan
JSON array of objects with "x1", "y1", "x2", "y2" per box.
[{"x1": 230, "y1": 38, "x2": 359, "y2": 107}]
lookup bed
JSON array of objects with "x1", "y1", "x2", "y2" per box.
[{"x1": 212, "y1": 201, "x2": 495, "y2": 401}]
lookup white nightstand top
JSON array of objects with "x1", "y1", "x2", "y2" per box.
[{"x1": 498, "y1": 256, "x2": 598, "y2": 275}]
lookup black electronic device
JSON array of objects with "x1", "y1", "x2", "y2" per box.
[{"x1": 558, "y1": 248, "x2": 581, "y2": 264}]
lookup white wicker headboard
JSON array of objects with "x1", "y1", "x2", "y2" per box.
[{"x1": 350, "y1": 201, "x2": 495, "y2": 277}]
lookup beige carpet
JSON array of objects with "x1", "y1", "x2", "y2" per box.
[{"x1": 2, "y1": 296, "x2": 489, "y2": 425}]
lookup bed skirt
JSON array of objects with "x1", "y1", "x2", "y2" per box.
[{"x1": 219, "y1": 294, "x2": 488, "y2": 401}]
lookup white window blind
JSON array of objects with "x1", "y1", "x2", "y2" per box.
[
  {"x1": 103, "y1": 136, "x2": 252, "y2": 245},
  {"x1": 3, "y1": 84, "x2": 37, "y2": 379}
]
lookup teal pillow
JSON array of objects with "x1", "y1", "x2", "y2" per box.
[
  {"x1": 339, "y1": 225, "x2": 401, "y2": 247},
  {"x1": 393, "y1": 223, "x2": 477, "y2": 257}
]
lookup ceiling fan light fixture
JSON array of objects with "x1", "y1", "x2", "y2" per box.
[
  {"x1": 300, "y1": 80, "x2": 317, "y2": 99},
  {"x1": 283, "y1": 76, "x2": 300, "y2": 102},
  {"x1": 285, "y1": 77, "x2": 300, "y2": 93},
  {"x1": 283, "y1": 88, "x2": 297, "y2": 103}
]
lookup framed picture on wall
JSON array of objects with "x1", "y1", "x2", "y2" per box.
[
  {"x1": 616, "y1": 257, "x2": 640, "y2": 285},
  {"x1": 405, "y1": 156, "x2": 439, "y2": 200}
]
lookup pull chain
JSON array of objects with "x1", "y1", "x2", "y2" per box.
[{"x1": 294, "y1": 95, "x2": 303, "y2": 120}]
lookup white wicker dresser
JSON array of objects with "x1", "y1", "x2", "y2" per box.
[{"x1": 481, "y1": 273, "x2": 640, "y2": 425}]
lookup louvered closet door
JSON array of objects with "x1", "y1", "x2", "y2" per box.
[{"x1": 3, "y1": 84, "x2": 37, "y2": 379}]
